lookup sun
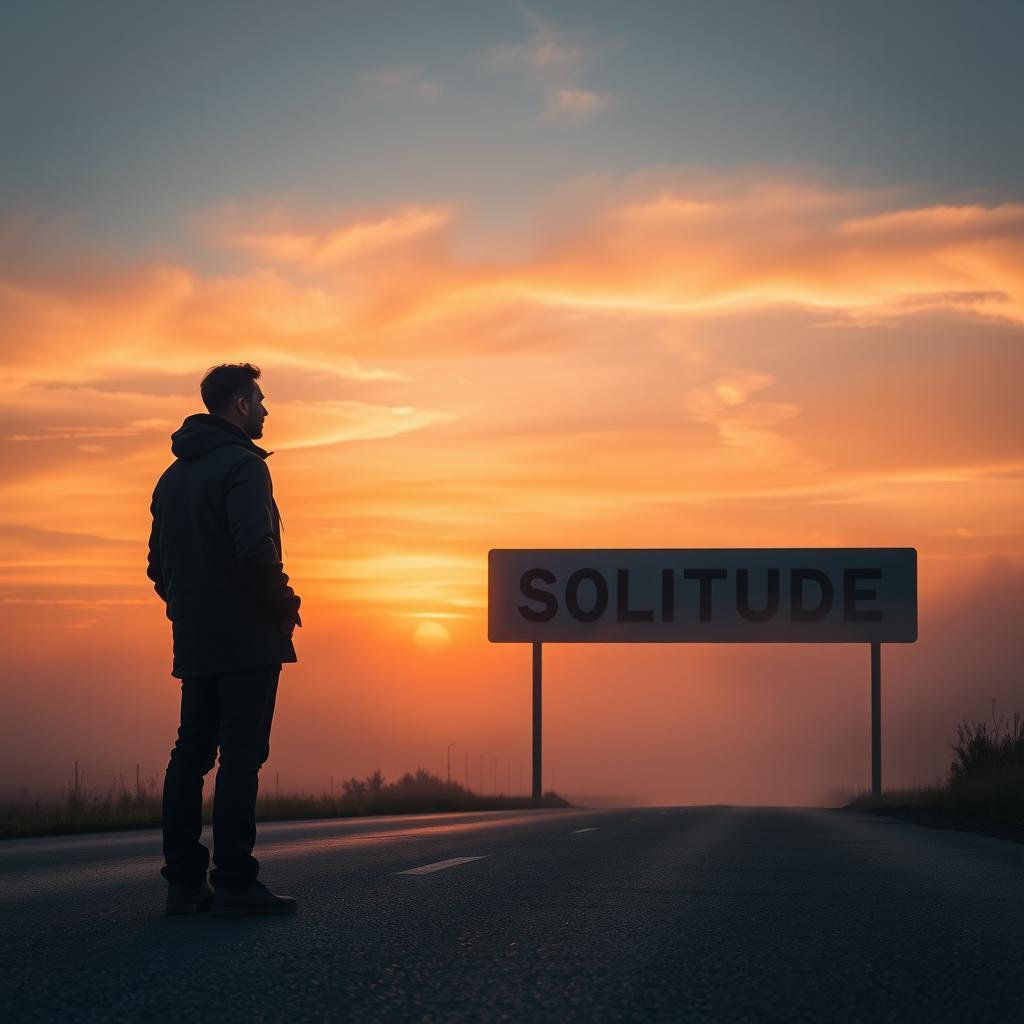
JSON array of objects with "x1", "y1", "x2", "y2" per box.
[{"x1": 413, "y1": 621, "x2": 452, "y2": 650}]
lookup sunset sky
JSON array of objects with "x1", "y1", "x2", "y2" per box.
[{"x1": 2, "y1": 1, "x2": 1022, "y2": 805}]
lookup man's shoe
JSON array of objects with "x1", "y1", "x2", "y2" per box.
[
  {"x1": 166, "y1": 878, "x2": 214, "y2": 916},
  {"x1": 212, "y1": 880, "x2": 298, "y2": 917}
]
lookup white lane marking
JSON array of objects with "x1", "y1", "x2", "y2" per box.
[
  {"x1": 397, "y1": 856, "x2": 485, "y2": 875},
  {"x1": 572, "y1": 827, "x2": 599, "y2": 833}
]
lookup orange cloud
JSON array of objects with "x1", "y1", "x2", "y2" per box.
[
  {"x1": 517, "y1": 179, "x2": 1024, "y2": 322},
  {"x1": 1, "y1": 174, "x2": 1022, "y2": 805},
  {"x1": 197, "y1": 178, "x2": 1024, "y2": 332},
  {"x1": 214, "y1": 203, "x2": 452, "y2": 269},
  {"x1": 268, "y1": 399, "x2": 453, "y2": 450}
]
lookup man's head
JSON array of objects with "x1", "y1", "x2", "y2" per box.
[{"x1": 200, "y1": 363, "x2": 268, "y2": 440}]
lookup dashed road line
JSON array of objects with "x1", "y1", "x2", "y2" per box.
[
  {"x1": 572, "y1": 827, "x2": 599, "y2": 834},
  {"x1": 397, "y1": 856, "x2": 486, "y2": 875}
]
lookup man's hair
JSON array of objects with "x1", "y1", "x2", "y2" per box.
[{"x1": 200, "y1": 363, "x2": 261, "y2": 415}]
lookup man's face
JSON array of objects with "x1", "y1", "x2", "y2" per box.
[{"x1": 239, "y1": 384, "x2": 268, "y2": 439}]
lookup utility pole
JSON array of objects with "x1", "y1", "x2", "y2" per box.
[{"x1": 447, "y1": 742, "x2": 456, "y2": 783}]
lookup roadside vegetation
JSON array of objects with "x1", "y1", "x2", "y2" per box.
[
  {"x1": 0, "y1": 768, "x2": 570, "y2": 840},
  {"x1": 847, "y1": 706, "x2": 1024, "y2": 827}
]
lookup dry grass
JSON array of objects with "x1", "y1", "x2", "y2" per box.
[
  {"x1": 847, "y1": 705, "x2": 1024, "y2": 827},
  {"x1": 0, "y1": 768, "x2": 570, "y2": 840}
]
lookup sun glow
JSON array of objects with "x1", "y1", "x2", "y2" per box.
[{"x1": 413, "y1": 621, "x2": 452, "y2": 649}]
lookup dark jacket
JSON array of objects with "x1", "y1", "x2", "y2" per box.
[{"x1": 147, "y1": 414, "x2": 302, "y2": 678}]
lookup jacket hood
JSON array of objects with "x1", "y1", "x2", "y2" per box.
[{"x1": 171, "y1": 414, "x2": 271, "y2": 461}]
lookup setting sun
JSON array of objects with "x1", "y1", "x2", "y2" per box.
[{"x1": 413, "y1": 621, "x2": 452, "y2": 650}]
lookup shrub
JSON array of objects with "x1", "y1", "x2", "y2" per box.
[
  {"x1": 847, "y1": 703, "x2": 1024, "y2": 824},
  {"x1": 949, "y1": 706, "x2": 1024, "y2": 787}
]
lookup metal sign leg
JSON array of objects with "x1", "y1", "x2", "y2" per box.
[
  {"x1": 533, "y1": 642, "x2": 542, "y2": 802},
  {"x1": 871, "y1": 642, "x2": 881, "y2": 797}
]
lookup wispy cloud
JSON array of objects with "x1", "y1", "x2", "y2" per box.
[
  {"x1": 212, "y1": 203, "x2": 452, "y2": 270},
  {"x1": 269, "y1": 400, "x2": 454, "y2": 450},
  {"x1": 488, "y1": 8, "x2": 612, "y2": 120},
  {"x1": 2, "y1": 421, "x2": 173, "y2": 443},
  {"x1": 684, "y1": 372, "x2": 811, "y2": 472},
  {"x1": 545, "y1": 88, "x2": 611, "y2": 120},
  {"x1": 489, "y1": 14, "x2": 588, "y2": 72},
  {"x1": 357, "y1": 66, "x2": 441, "y2": 103},
  {"x1": 5, "y1": 178, "x2": 1024, "y2": 377},
  {"x1": 516, "y1": 176, "x2": 1024, "y2": 322},
  {"x1": 189, "y1": 176, "x2": 1024, "y2": 340}
]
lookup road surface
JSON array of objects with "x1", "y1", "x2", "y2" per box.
[{"x1": 3, "y1": 806, "x2": 1023, "y2": 1021}]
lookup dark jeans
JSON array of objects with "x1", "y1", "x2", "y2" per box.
[{"x1": 161, "y1": 663, "x2": 280, "y2": 891}]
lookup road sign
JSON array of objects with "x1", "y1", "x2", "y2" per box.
[
  {"x1": 488, "y1": 547, "x2": 917, "y2": 801},
  {"x1": 488, "y1": 548, "x2": 916, "y2": 644}
]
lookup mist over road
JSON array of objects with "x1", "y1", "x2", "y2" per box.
[{"x1": 3, "y1": 806, "x2": 1023, "y2": 1021}]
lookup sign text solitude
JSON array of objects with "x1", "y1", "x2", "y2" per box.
[{"x1": 488, "y1": 549, "x2": 917, "y2": 643}]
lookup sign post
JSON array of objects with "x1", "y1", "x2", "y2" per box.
[
  {"x1": 533, "y1": 642, "x2": 542, "y2": 801},
  {"x1": 488, "y1": 548, "x2": 917, "y2": 802},
  {"x1": 871, "y1": 642, "x2": 882, "y2": 798}
]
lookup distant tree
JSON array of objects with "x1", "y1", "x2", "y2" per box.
[{"x1": 341, "y1": 776, "x2": 367, "y2": 803}]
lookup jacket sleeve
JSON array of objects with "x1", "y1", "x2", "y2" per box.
[
  {"x1": 146, "y1": 494, "x2": 167, "y2": 603},
  {"x1": 225, "y1": 457, "x2": 301, "y2": 622}
]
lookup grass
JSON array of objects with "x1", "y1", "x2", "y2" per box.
[
  {"x1": 0, "y1": 768, "x2": 570, "y2": 840},
  {"x1": 846, "y1": 706, "x2": 1024, "y2": 831}
]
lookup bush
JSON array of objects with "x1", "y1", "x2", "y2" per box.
[
  {"x1": 847, "y1": 703, "x2": 1024, "y2": 825},
  {"x1": 950, "y1": 706, "x2": 1024, "y2": 787}
]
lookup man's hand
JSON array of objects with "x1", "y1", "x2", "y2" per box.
[{"x1": 278, "y1": 608, "x2": 301, "y2": 636}]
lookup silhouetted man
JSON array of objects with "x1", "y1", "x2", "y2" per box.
[{"x1": 148, "y1": 363, "x2": 301, "y2": 916}]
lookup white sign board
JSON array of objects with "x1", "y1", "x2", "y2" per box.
[{"x1": 488, "y1": 548, "x2": 917, "y2": 644}]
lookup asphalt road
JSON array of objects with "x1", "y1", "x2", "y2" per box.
[{"x1": 3, "y1": 806, "x2": 1023, "y2": 1022}]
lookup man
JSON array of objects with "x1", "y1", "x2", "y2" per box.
[{"x1": 148, "y1": 363, "x2": 301, "y2": 917}]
